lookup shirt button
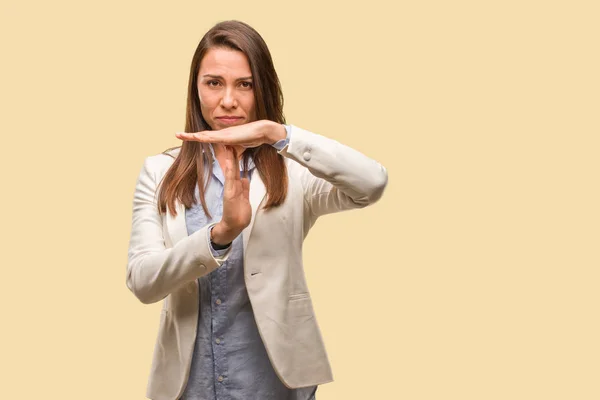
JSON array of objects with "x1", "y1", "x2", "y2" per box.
[
  {"x1": 215, "y1": 338, "x2": 221, "y2": 344},
  {"x1": 303, "y1": 151, "x2": 311, "y2": 161},
  {"x1": 217, "y1": 376, "x2": 224, "y2": 382},
  {"x1": 215, "y1": 299, "x2": 222, "y2": 305}
]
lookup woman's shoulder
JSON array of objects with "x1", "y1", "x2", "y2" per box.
[
  {"x1": 159, "y1": 146, "x2": 181, "y2": 159},
  {"x1": 141, "y1": 146, "x2": 181, "y2": 176},
  {"x1": 147, "y1": 146, "x2": 181, "y2": 163}
]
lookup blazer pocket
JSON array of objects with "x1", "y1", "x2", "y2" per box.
[{"x1": 289, "y1": 292, "x2": 310, "y2": 301}]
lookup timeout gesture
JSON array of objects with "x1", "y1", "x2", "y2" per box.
[
  {"x1": 175, "y1": 120, "x2": 286, "y2": 149},
  {"x1": 175, "y1": 120, "x2": 286, "y2": 246}
]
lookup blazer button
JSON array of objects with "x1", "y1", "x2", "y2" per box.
[
  {"x1": 187, "y1": 282, "x2": 195, "y2": 293},
  {"x1": 303, "y1": 151, "x2": 311, "y2": 161}
]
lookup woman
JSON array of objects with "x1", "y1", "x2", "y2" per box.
[{"x1": 127, "y1": 20, "x2": 388, "y2": 400}]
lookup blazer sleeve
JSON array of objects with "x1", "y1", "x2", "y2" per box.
[
  {"x1": 277, "y1": 124, "x2": 388, "y2": 224},
  {"x1": 126, "y1": 155, "x2": 231, "y2": 305}
]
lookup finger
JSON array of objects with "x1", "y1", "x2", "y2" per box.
[
  {"x1": 223, "y1": 157, "x2": 234, "y2": 193},
  {"x1": 230, "y1": 147, "x2": 241, "y2": 182},
  {"x1": 224, "y1": 147, "x2": 233, "y2": 182},
  {"x1": 175, "y1": 131, "x2": 230, "y2": 143},
  {"x1": 224, "y1": 146, "x2": 239, "y2": 184},
  {"x1": 175, "y1": 131, "x2": 205, "y2": 141}
]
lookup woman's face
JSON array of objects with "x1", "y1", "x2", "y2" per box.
[{"x1": 197, "y1": 47, "x2": 256, "y2": 130}]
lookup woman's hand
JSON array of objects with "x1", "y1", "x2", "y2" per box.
[
  {"x1": 210, "y1": 145, "x2": 252, "y2": 245},
  {"x1": 175, "y1": 120, "x2": 286, "y2": 148},
  {"x1": 175, "y1": 119, "x2": 286, "y2": 246}
]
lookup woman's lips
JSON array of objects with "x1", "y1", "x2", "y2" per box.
[{"x1": 216, "y1": 117, "x2": 243, "y2": 125}]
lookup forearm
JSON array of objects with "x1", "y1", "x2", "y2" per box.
[
  {"x1": 277, "y1": 125, "x2": 388, "y2": 208},
  {"x1": 127, "y1": 222, "x2": 230, "y2": 304},
  {"x1": 126, "y1": 158, "x2": 231, "y2": 304}
]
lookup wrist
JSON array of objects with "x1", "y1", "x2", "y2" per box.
[
  {"x1": 264, "y1": 120, "x2": 286, "y2": 145},
  {"x1": 211, "y1": 222, "x2": 237, "y2": 246}
]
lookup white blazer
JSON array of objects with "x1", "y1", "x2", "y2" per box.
[{"x1": 127, "y1": 124, "x2": 388, "y2": 400}]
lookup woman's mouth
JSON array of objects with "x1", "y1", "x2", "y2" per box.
[{"x1": 216, "y1": 117, "x2": 243, "y2": 124}]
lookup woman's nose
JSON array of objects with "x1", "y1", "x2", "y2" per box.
[{"x1": 220, "y1": 88, "x2": 237, "y2": 109}]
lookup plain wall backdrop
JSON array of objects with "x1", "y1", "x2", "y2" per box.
[{"x1": 1, "y1": 0, "x2": 598, "y2": 399}]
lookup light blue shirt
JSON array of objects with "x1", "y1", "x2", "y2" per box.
[{"x1": 180, "y1": 125, "x2": 318, "y2": 400}]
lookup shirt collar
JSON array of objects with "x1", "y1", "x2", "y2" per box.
[{"x1": 206, "y1": 143, "x2": 255, "y2": 171}]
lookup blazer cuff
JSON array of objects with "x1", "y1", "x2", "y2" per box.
[{"x1": 272, "y1": 124, "x2": 291, "y2": 152}]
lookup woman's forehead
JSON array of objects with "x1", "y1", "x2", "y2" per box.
[{"x1": 198, "y1": 47, "x2": 252, "y2": 78}]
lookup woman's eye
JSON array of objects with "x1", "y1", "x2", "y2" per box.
[
  {"x1": 207, "y1": 80, "x2": 219, "y2": 87},
  {"x1": 240, "y1": 81, "x2": 252, "y2": 89}
]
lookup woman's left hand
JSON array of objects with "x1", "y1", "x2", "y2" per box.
[{"x1": 175, "y1": 120, "x2": 285, "y2": 148}]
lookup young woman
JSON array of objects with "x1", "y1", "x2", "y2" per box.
[{"x1": 127, "y1": 20, "x2": 388, "y2": 400}]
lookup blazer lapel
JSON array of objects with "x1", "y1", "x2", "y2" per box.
[
  {"x1": 165, "y1": 200, "x2": 188, "y2": 246},
  {"x1": 243, "y1": 169, "x2": 267, "y2": 253}
]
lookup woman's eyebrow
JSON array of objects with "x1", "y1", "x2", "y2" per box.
[{"x1": 202, "y1": 74, "x2": 253, "y2": 81}]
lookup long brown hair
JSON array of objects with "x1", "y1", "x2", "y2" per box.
[{"x1": 157, "y1": 20, "x2": 288, "y2": 218}]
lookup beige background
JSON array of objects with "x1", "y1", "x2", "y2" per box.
[{"x1": 1, "y1": 0, "x2": 598, "y2": 399}]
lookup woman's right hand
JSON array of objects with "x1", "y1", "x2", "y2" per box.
[{"x1": 211, "y1": 146, "x2": 252, "y2": 245}]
